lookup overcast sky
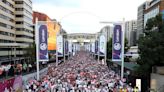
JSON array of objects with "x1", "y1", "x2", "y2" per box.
[{"x1": 33, "y1": 0, "x2": 146, "y2": 33}]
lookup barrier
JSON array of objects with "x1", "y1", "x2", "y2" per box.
[{"x1": 0, "y1": 75, "x2": 22, "y2": 92}]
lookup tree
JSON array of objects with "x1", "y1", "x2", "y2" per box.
[
  {"x1": 24, "y1": 43, "x2": 36, "y2": 64},
  {"x1": 136, "y1": 14, "x2": 164, "y2": 77},
  {"x1": 135, "y1": 14, "x2": 164, "y2": 91}
]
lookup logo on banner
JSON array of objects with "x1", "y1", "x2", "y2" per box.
[
  {"x1": 38, "y1": 24, "x2": 49, "y2": 61},
  {"x1": 112, "y1": 25, "x2": 122, "y2": 61}
]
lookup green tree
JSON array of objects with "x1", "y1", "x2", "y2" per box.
[
  {"x1": 136, "y1": 14, "x2": 164, "y2": 76},
  {"x1": 24, "y1": 43, "x2": 36, "y2": 64},
  {"x1": 135, "y1": 14, "x2": 164, "y2": 91}
]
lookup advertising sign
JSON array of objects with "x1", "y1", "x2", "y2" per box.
[
  {"x1": 92, "y1": 42, "x2": 95, "y2": 53},
  {"x1": 38, "y1": 24, "x2": 49, "y2": 61},
  {"x1": 57, "y1": 35, "x2": 63, "y2": 56},
  {"x1": 65, "y1": 40, "x2": 69, "y2": 55},
  {"x1": 112, "y1": 25, "x2": 122, "y2": 61},
  {"x1": 99, "y1": 35, "x2": 106, "y2": 56},
  {"x1": 95, "y1": 40, "x2": 98, "y2": 55}
]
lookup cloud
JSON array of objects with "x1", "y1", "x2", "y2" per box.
[{"x1": 33, "y1": 0, "x2": 146, "y2": 33}]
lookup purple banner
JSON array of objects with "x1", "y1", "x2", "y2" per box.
[
  {"x1": 39, "y1": 24, "x2": 49, "y2": 61},
  {"x1": 112, "y1": 25, "x2": 122, "y2": 61},
  {"x1": 95, "y1": 40, "x2": 98, "y2": 55},
  {"x1": 65, "y1": 40, "x2": 68, "y2": 55}
]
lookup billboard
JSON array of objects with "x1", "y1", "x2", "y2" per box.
[
  {"x1": 99, "y1": 35, "x2": 106, "y2": 56},
  {"x1": 112, "y1": 25, "x2": 122, "y2": 61},
  {"x1": 38, "y1": 23, "x2": 49, "y2": 61},
  {"x1": 47, "y1": 22, "x2": 60, "y2": 51},
  {"x1": 57, "y1": 35, "x2": 63, "y2": 56}
]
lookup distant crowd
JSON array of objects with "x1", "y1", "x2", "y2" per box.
[{"x1": 23, "y1": 51, "x2": 139, "y2": 92}]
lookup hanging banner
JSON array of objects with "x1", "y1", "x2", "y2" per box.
[
  {"x1": 38, "y1": 23, "x2": 49, "y2": 61},
  {"x1": 68, "y1": 41, "x2": 72, "y2": 53},
  {"x1": 95, "y1": 40, "x2": 98, "y2": 55},
  {"x1": 57, "y1": 35, "x2": 63, "y2": 57},
  {"x1": 73, "y1": 44, "x2": 76, "y2": 52},
  {"x1": 65, "y1": 40, "x2": 69, "y2": 55},
  {"x1": 92, "y1": 42, "x2": 95, "y2": 53},
  {"x1": 112, "y1": 25, "x2": 122, "y2": 61},
  {"x1": 99, "y1": 35, "x2": 106, "y2": 56}
]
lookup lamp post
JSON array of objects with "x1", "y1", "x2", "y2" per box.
[{"x1": 99, "y1": 19, "x2": 125, "y2": 79}]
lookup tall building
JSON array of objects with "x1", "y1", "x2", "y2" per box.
[
  {"x1": 137, "y1": 1, "x2": 149, "y2": 40},
  {"x1": 15, "y1": 0, "x2": 33, "y2": 45},
  {"x1": 125, "y1": 20, "x2": 137, "y2": 46},
  {"x1": 0, "y1": 0, "x2": 33, "y2": 62},
  {"x1": 144, "y1": 0, "x2": 164, "y2": 27}
]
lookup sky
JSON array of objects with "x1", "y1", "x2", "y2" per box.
[{"x1": 33, "y1": 0, "x2": 146, "y2": 33}]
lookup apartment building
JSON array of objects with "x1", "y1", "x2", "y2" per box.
[
  {"x1": 125, "y1": 20, "x2": 137, "y2": 46},
  {"x1": 0, "y1": 0, "x2": 33, "y2": 63}
]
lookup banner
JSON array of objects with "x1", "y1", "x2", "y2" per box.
[
  {"x1": 65, "y1": 40, "x2": 69, "y2": 55},
  {"x1": 13, "y1": 76, "x2": 23, "y2": 92},
  {"x1": 0, "y1": 76, "x2": 22, "y2": 92},
  {"x1": 92, "y1": 42, "x2": 95, "y2": 53},
  {"x1": 38, "y1": 23, "x2": 49, "y2": 61},
  {"x1": 95, "y1": 40, "x2": 98, "y2": 55},
  {"x1": 57, "y1": 35, "x2": 63, "y2": 57},
  {"x1": 99, "y1": 35, "x2": 106, "y2": 56},
  {"x1": 68, "y1": 41, "x2": 72, "y2": 53},
  {"x1": 112, "y1": 25, "x2": 122, "y2": 61}
]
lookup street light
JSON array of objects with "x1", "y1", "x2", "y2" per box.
[{"x1": 99, "y1": 19, "x2": 125, "y2": 79}]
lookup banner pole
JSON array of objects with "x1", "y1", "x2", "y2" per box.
[
  {"x1": 35, "y1": 18, "x2": 40, "y2": 81},
  {"x1": 121, "y1": 18, "x2": 125, "y2": 80},
  {"x1": 56, "y1": 33, "x2": 58, "y2": 67},
  {"x1": 105, "y1": 33, "x2": 107, "y2": 65},
  {"x1": 98, "y1": 35, "x2": 100, "y2": 64},
  {"x1": 64, "y1": 36, "x2": 65, "y2": 62}
]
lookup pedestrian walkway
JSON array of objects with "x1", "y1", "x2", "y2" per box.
[{"x1": 23, "y1": 51, "x2": 133, "y2": 92}]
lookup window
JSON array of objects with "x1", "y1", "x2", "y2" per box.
[
  {"x1": 0, "y1": 22, "x2": 14, "y2": 29},
  {"x1": 15, "y1": 8, "x2": 24, "y2": 11},
  {"x1": 0, "y1": 39, "x2": 14, "y2": 43},
  {"x1": 0, "y1": 5, "x2": 14, "y2": 15},
  {"x1": 15, "y1": 1, "x2": 23, "y2": 4},
  {"x1": 2, "y1": 0, "x2": 14, "y2": 8},
  {"x1": 16, "y1": 28, "x2": 33, "y2": 33},
  {"x1": 0, "y1": 14, "x2": 14, "y2": 22},
  {"x1": 0, "y1": 31, "x2": 15, "y2": 37},
  {"x1": 16, "y1": 35, "x2": 33, "y2": 39},
  {"x1": 16, "y1": 41, "x2": 32, "y2": 44},
  {"x1": 16, "y1": 15, "x2": 23, "y2": 17},
  {"x1": 16, "y1": 21, "x2": 23, "y2": 24}
]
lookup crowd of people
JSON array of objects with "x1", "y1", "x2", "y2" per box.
[{"x1": 24, "y1": 51, "x2": 138, "y2": 92}]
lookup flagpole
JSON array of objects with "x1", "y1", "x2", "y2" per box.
[
  {"x1": 63, "y1": 36, "x2": 65, "y2": 62},
  {"x1": 121, "y1": 18, "x2": 125, "y2": 79},
  {"x1": 35, "y1": 18, "x2": 40, "y2": 81},
  {"x1": 56, "y1": 33, "x2": 58, "y2": 67}
]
